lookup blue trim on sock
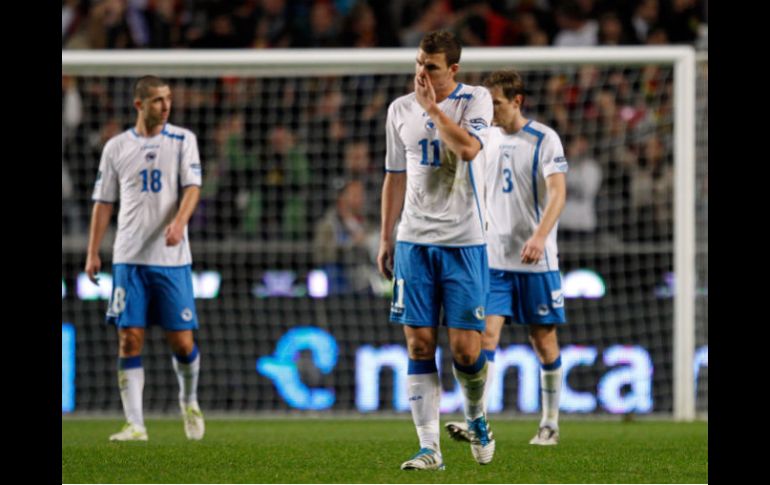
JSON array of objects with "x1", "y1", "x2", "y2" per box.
[
  {"x1": 542, "y1": 355, "x2": 562, "y2": 371},
  {"x1": 482, "y1": 349, "x2": 496, "y2": 362},
  {"x1": 119, "y1": 356, "x2": 142, "y2": 370},
  {"x1": 408, "y1": 358, "x2": 438, "y2": 375},
  {"x1": 174, "y1": 344, "x2": 199, "y2": 364},
  {"x1": 453, "y1": 351, "x2": 487, "y2": 375}
]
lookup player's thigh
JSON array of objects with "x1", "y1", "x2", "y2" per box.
[
  {"x1": 486, "y1": 269, "x2": 514, "y2": 325},
  {"x1": 517, "y1": 271, "x2": 567, "y2": 325},
  {"x1": 146, "y1": 265, "x2": 199, "y2": 331},
  {"x1": 440, "y1": 246, "x2": 488, "y2": 331},
  {"x1": 482, "y1": 315, "x2": 506, "y2": 350},
  {"x1": 107, "y1": 264, "x2": 150, "y2": 328},
  {"x1": 390, "y1": 242, "x2": 440, "y2": 327}
]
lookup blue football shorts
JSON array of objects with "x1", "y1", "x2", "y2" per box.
[
  {"x1": 389, "y1": 242, "x2": 488, "y2": 331},
  {"x1": 106, "y1": 264, "x2": 199, "y2": 331},
  {"x1": 486, "y1": 269, "x2": 566, "y2": 325}
]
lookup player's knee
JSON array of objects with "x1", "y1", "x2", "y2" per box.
[
  {"x1": 408, "y1": 345, "x2": 436, "y2": 360},
  {"x1": 451, "y1": 348, "x2": 481, "y2": 367},
  {"x1": 171, "y1": 340, "x2": 195, "y2": 356},
  {"x1": 529, "y1": 329, "x2": 558, "y2": 357},
  {"x1": 481, "y1": 332, "x2": 499, "y2": 350},
  {"x1": 119, "y1": 332, "x2": 143, "y2": 356}
]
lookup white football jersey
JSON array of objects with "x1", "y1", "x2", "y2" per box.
[
  {"x1": 484, "y1": 120, "x2": 568, "y2": 272},
  {"x1": 385, "y1": 83, "x2": 492, "y2": 246},
  {"x1": 92, "y1": 123, "x2": 202, "y2": 266}
]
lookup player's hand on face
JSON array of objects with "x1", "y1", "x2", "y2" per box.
[
  {"x1": 414, "y1": 73, "x2": 436, "y2": 111},
  {"x1": 85, "y1": 254, "x2": 101, "y2": 284},
  {"x1": 165, "y1": 222, "x2": 184, "y2": 246},
  {"x1": 520, "y1": 235, "x2": 545, "y2": 264},
  {"x1": 377, "y1": 241, "x2": 395, "y2": 280}
]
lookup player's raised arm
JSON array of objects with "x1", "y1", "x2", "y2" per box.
[{"x1": 414, "y1": 73, "x2": 482, "y2": 162}]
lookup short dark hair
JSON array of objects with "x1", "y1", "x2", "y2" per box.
[
  {"x1": 484, "y1": 70, "x2": 526, "y2": 103},
  {"x1": 133, "y1": 76, "x2": 168, "y2": 100},
  {"x1": 419, "y1": 30, "x2": 462, "y2": 66}
]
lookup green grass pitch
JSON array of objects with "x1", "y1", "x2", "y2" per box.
[{"x1": 62, "y1": 418, "x2": 707, "y2": 483}]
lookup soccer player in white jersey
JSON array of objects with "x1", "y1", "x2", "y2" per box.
[
  {"x1": 377, "y1": 31, "x2": 495, "y2": 470},
  {"x1": 445, "y1": 70, "x2": 568, "y2": 446},
  {"x1": 85, "y1": 76, "x2": 205, "y2": 442}
]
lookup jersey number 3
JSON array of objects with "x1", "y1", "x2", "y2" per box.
[
  {"x1": 502, "y1": 168, "x2": 514, "y2": 193},
  {"x1": 140, "y1": 169, "x2": 163, "y2": 192}
]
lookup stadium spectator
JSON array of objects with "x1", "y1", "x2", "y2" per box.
[
  {"x1": 629, "y1": 134, "x2": 673, "y2": 241},
  {"x1": 258, "y1": 125, "x2": 311, "y2": 240},
  {"x1": 251, "y1": 0, "x2": 293, "y2": 47},
  {"x1": 598, "y1": 11, "x2": 635, "y2": 45},
  {"x1": 631, "y1": 0, "x2": 660, "y2": 44},
  {"x1": 313, "y1": 179, "x2": 376, "y2": 294},
  {"x1": 399, "y1": 0, "x2": 455, "y2": 47},
  {"x1": 292, "y1": 0, "x2": 342, "y2": 47},
  {"x1": 560, "y1": 134, "x2": 602, "y2": 239},
  {"x1": 552, "y1": 0, "x2": 599, "y2": 47},
  {"x1": 87, "y1": 0, "x2": 136, "y2": 49},
  {"x1": 339, "y1": 1, "x2": 379, "y2": 47}
]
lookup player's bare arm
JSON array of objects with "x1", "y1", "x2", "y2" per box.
[
  {"x1": 377, "y1": 172, "x2": 406, "y2": 280},
  {"x1": 521, "y1": 173, "x2": 566, "y2": 264},
  {"x1": 85, "y1": 202, "x2": 114, "y2": 284},
  {"x1": 165, "y1": 185, "x2": 200, "y2": 246},
  {"x1": 414, "y1": 73, "x2": 482, "y2": 162}
]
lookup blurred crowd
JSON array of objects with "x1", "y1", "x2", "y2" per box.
[
  {"x1": 63, "y1": 0, "x2": 707, "y2": 50},
  {"x1": 62, "y1": 0, "x2": 707, "y2": 294},
  {"x1": 62, "y1": 65, "x2": 683, "y2": 247}
]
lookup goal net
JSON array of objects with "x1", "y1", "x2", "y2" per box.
[{"x1": 61, "y1": 47, "x2": 706, "y2": 419}]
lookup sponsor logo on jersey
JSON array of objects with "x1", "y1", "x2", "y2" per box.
[
  {"x1": 409, "y1": 395, "x2": 423, "y2": 401},
  {"x1": 191, "y1": 163, "x2": 202, "y2": 175},
  {"x1": 551, "y1": 290, "x2": 564, "y2": 308},
  {"x1": 142, "y1": 145, "x2": 160, "y2": 150},
  {"x1": 470, "y1": 117, "x2": 488, "y2": 131},
  {"x1": 474, "y1": 306, "x2": 486, "y2": 320},
  {"x1": 181, "y1": 308, "x2": 193, "y2": 321},
  {"x1": 145, "y1": 152, "x2": 157, "y2": 162},
  {"x1": 537, "y1": 304, "x2": 550, "y2": 316}
]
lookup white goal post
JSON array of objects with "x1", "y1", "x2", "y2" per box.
[{"x1": 62, "y1": 46, "x2": 699, "y2": 421}]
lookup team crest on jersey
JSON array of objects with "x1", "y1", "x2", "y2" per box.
[
  {"x1": 145, "y1": 152, "x2": 157, "y2": 162},
  {"x1": 425, "y1": 119, "x2": 436, "y2": 130},
  {"x1": 470, "y1": 118, "x2": 488, "y2": 131},
  {"x1": 537, "y1": 304, "x2": 550, "y2": 316},
  {"x1": 181, "y1": 308, "x2": 193, "y2": 321},
  {"x1": 551, "y1": 290, "x2": 564, "y2": 308},
  {"x1": 474, "y1": 306, "x2": 485, "y2": 320}
]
